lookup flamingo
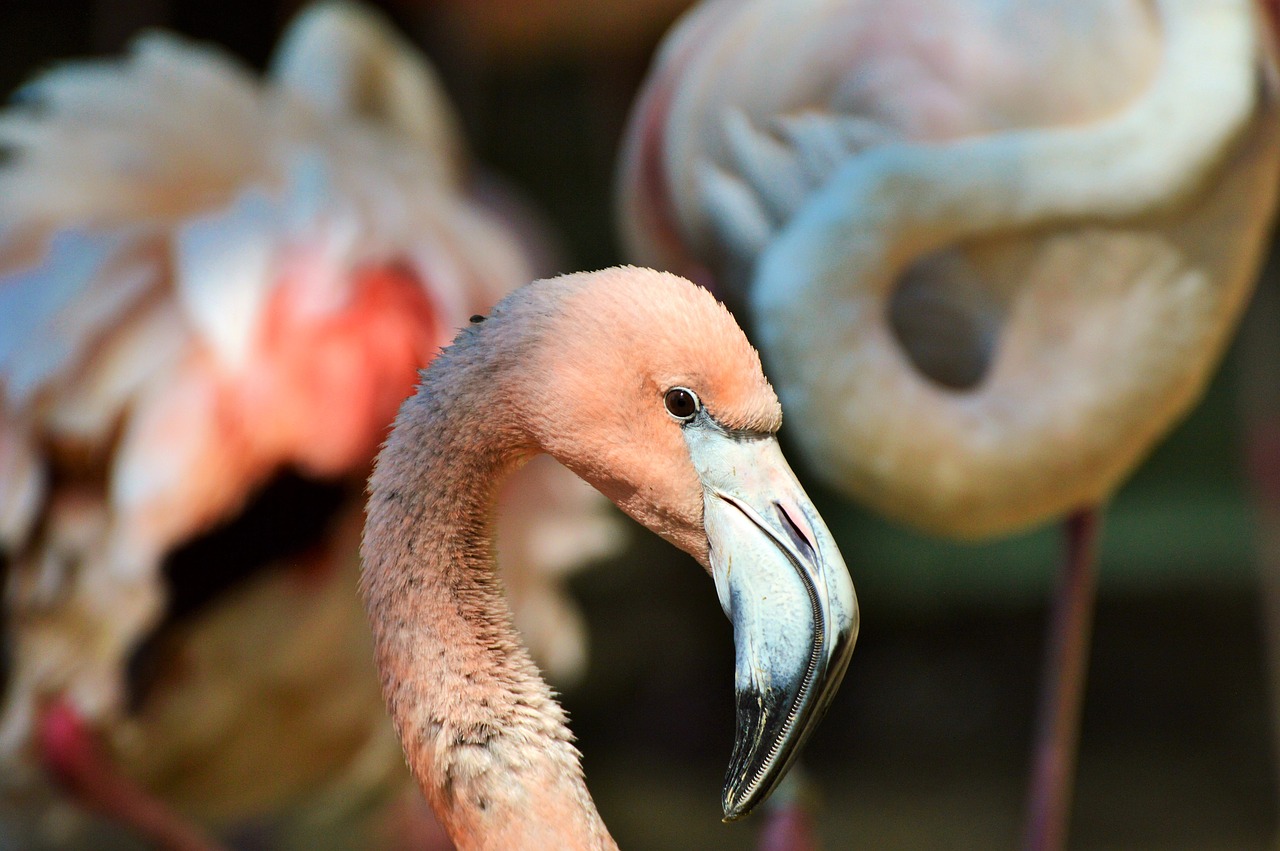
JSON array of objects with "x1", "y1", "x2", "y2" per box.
[
  {"x1": 617, "y1": 0, "x2": 1280, "y2": 847},
  {"x1": 362, "y1": 265, "x2": 858, "y2": 849},
  {"x1": 0, "y1": 3, "x2": 621, "y2": 846}
]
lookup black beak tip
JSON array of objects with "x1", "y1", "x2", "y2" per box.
[
  {"x1": 719, "y1": 684, "x2": 790, "y2": 822},
  {"x1": 721, "y1": 785, "x2": 754, "y2": 822},
  {"x1": 721, "y1": 685, "x2": 788, "y2": 819}
]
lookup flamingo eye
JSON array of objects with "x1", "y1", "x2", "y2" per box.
[{"x1": 664, "y1": 387, "x2": 700, "y2": 422}]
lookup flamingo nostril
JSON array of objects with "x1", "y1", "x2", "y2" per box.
[{"x1": 774, "y1": 501, "x2": 816, "y2": 565}]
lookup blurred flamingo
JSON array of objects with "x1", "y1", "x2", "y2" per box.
[
  {"x1": 618, "y1": 0, "x2": 1280, "y2": 847},
  {"x1": 0, "y1": 3, "x2": 621, "y2": 847}
]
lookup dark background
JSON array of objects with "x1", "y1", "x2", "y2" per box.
[{"x1": 1, "y1": 1, "x2": 1276, "y2": 847}]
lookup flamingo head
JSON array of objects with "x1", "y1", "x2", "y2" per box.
[{"x1": 492, "y1": 267, "x2": 859, "y2": 818}]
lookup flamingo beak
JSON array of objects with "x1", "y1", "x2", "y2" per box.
[{"x1": 683, "y1": 421, "x2": 858, "y2": 820}]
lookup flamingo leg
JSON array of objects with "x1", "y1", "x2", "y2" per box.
[
  {"x1": 1236, "y1": 267, "x2": 1280, "y2": 839},
  {"x1": 1022, "y1": 509, "x2": 1102, "y2": 851},
  {"x1": 1248, "y1": 417, "x2": 1280, "y2": 843},
  {"x1": 755, "y1": 768, "x2": 817, "y2": 851},
  {"x1": 38, "y1": 699, "x2": 228, "y2": 851}
]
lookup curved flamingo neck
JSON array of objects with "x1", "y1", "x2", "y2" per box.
[
  {"x1": 361, "y1": 328, "x2": 615, "y2": 851},
  {"x1": 746, "y1": 0, "x2": 1273, "y2": 537}
]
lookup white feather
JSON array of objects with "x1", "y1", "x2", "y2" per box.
[
  {"x1": 174, "y1": 187, "x2": 281, "y2": 369},
  {"x1": 0, "y1": 230, "x2": 138, "y2": 405}
]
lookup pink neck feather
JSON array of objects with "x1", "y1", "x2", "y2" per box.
[{"x1": 360, "y1": 322, "x2": 616, "y2": 851}]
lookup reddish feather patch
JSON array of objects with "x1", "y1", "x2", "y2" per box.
[{"x1": 246, "y1": 259, "x2": 443, "y2": 477}]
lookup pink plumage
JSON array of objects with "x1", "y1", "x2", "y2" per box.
[{"x1": 0, "y1": 4, "x2": 620, "y2": 846}]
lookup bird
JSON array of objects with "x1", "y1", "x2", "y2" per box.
[
  {"x1": 0, "y1": 2, "x2": 621, "y2": 847},
  {"x1": 361, "y1": 265, "x2": 859, "y2": 850},
  {"x1": 616, "y1": 0, "x2": 1280, "y2": 847}
]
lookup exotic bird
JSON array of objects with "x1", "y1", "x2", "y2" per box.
[
  {"x1": 362, "y1": 265, "x2": 858, "y2": 850},
  {"x1": 618, "y1": 0, "x2": 1280, "y2": 846},
  {"x1": 0, "y1": 3, "x2": 620, "y2": 846}
]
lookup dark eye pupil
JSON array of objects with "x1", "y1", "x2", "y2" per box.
[{"x1": 665, "y1": 388, "x2": 697, "y2": 419}]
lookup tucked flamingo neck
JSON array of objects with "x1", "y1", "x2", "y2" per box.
[
  {"x1": 743, "y1": 0, "x2": 1278, "y2": 536},
  {"x1": 360, "y1": 323, "x2": 615, "y2": 851}
]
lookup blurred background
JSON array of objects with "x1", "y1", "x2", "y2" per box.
[{"x1": 0, "y1": 0, "x2": 1277, "y2": 848}]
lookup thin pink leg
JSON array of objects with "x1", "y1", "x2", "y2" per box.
[
  {"x1": 757, "y1": 802, "x2": 817, "y2": 851},
  {"x1": 1236, "y1": 269, "x2": 1280, "y2": 838},
  {"x1": 1247, "y1": 417, "x2": 1280, "y2": 827},
  {"x1": 1021, "y1": 509, "x2": 1102, "y2": 851},
  {"x1": 756, "y1": 767, "x2": 818, "y2": 851},
  {"x1": 382, "y1": 787, "x2": 456, "y2": 851},
  {"x1": 38, "y1": 699, "x2": 228, "y2": 851}
]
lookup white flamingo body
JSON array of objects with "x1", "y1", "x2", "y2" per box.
[
  {"x1": 618, "y1": 3, "x2": 1280, "y2": 846},
  {"x1": 620, "y1": 0, "x2": 1280, "y2": 537}
]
